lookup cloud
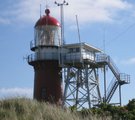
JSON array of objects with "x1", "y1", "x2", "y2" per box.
[
  {"x1": 0, "y1": 0, "x2": 43, "y2": 25},
  {"x1": 121, "y1": 57, "x2": 135, "y2": 65},
  {"x1": 0, "y1": 88, "x2": 33, "y2": 99},
  {"x1": 61, "y1": 0, "x2": 133, "y2": 24},
  {"x1": 0, "y1": 17, "x2": 11, "y2": 24},
  {"x1": 0, "y1": 0, "x2": 134, "y2": 25}
]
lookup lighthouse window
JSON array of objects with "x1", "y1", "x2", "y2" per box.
[{"x1": 35, "y1": 25, "x2": 61, "y2": 46}]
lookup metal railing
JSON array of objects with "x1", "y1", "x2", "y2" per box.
[
  {"x1": 120, "y1": 73, "x2": 130, "y2": 84},
  {"x1": 96, "y1": 54, "x2": 120, "y2": 79},
  {"x1": 107, "y1": 57, "x2": 120, "y2": 79},
  {"x1": 64, "y1": 52, "x2": 95, "y2": 63},
  {"x1": 106, "y1": 74, "x2": 130, "y2": 103},
  {"x1": 30, "y1": 40, "x2": 60, "y2": 50},
  {"x1": 30, "y1": 40, "x2": 35, "y2": 49},
  {"x1": 96, "y1": 54, "x2": 130, "y2": 82},
  {"x1": 96, "y1": 53, "x2": 108, "y2": 63},
  {"x1": 27, "y1": 52, "x2": 59, "y2": 63}
]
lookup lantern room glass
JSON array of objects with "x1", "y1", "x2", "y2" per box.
[{"x1": 34, "y1": 25, "x2": 61, "y2": 46}]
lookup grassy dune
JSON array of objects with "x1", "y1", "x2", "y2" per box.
[{"x1": 0, "y1": 98, "x2": 112, "y2": 120}]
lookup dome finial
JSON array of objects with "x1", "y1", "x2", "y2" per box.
[{"x1": 45, "y1": 9, "x2": 50, "y2": 16}]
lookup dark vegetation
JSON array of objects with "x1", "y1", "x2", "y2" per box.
[
  {"x1": 0, "y1": 98, "x2": 135, "y2": 120},
  {"x1": 79, "y1": 99, "x2": 135, "y2": 120}
]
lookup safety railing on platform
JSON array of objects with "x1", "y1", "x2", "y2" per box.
[
  {"x1": 107, "y1": 57, "x2": 120, "y2": 80},
  {"x1": 30, "y1": 40, "x2": 35, "y2": 50},
  {"x1": 30, "y1": 40, "x2": 60, "y2": 50},
  {"x1": 96, "y1": 53, "x2": 108, "y2": 63},
  {"x1": 119, "y1": 73, "x2": 130, "y2": 84},
  {"x1": 27, "y1": 53, "x2": 59, "y2": 63},
  {"x1": 106, "y1": 74, "x2": 130, "y2": 103},
  {"x1": 96, "y1": 54, "x2": 120, "y2": 80},
  {"x1": 64, "y1": 52, "x2": 95, "y2": 64}
]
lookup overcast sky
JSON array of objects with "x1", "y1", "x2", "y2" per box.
[{"x1": 0, "y1": 0, "x2": 135, "y2": 105}]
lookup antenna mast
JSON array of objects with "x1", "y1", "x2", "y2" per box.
[
  {"x1": 40, "y1": 4, "x2": 42, "y2": 18},
  {"x1": 55, "y1": 0, "x2": 68, "y2": 45},
  {"x1": 45, "y1": 0, "x2": 48, "y2": 9},
  {"x1": 76, "y1": 15, "x2": 82, "y2": 63},
  {"x1": 76, "y1": 15, "x2": 81, "y2": 43},
  {"x1": 103, "y1": 27, "x2": 106, "y2": 53}
]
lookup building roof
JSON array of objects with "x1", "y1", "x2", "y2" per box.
[{"x1": 63, "y1": 42, "x2": 102, "y2": 53}]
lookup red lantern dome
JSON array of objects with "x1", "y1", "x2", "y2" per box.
[{"x1": 35, "y1": 9, "x2": 60, "y2": 27}]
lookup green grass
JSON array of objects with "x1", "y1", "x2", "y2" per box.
[{"x1": 0, "y1": 98, "x2": 112, "y2": 120}]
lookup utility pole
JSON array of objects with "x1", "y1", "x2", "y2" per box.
[{"x1": 54, "y1": 0, "x2": 68, "y2": 45}]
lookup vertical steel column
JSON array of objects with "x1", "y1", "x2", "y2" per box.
[
  {"x1": 104, "y1": 65, "x2": 107, "y2": 103},
  {"x1": 119, "y1": 84, "x2": 122, "y2": 106},
  {"x1": 63, "y1": 67, "x2": 70, "y2": 106},
  {"x1": 85, "y1": 65, "x2": 91, "y2": 108},
  {"x1": 94, "y1": 68, "x2": 102, "y2": 104},
  {"x1": 75, "y1": 69, "x2": 80, "y2": 108}
]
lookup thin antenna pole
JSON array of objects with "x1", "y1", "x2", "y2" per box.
[
  {"x1": 76, "y1": 15, "x2": 81, "y2": 43},
  {"x1": 61, "y1": 5, "x2": 64, "y2": 44},
  {"x1": 40, "y1": 4, "x2": 41, "y2": 18},
  {"x1": 45, "y1": 0, "x2": 48, "y2": 9},
  {"x1": 103, "y1": 27, "x2": 106, "y2": 53},
  {"x1": 55, "y1": 1, "x2": 68, "y2": 45},
  {"x1": 104, "y1": 65, "x2": 107, "y2": 104},
  {"x1": 76, "y1": 15, "x2": 83, "y2": 63}
]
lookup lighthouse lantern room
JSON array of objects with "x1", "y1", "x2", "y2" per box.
[{"x1": 34, "y1": 9, "x2": 61, "y2": 47}]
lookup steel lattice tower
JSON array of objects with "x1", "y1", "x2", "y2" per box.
[{"x1": 63, "y1": 65, "x2": 102, "y2": 109}]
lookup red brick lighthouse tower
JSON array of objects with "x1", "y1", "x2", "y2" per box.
[{"x1": 28, "y1": 9, "x2": 62, "y2": 105}]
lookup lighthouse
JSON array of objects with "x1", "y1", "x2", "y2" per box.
[{"x1": 27, "y1": 9, "x2": 62, "y2": 105}]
